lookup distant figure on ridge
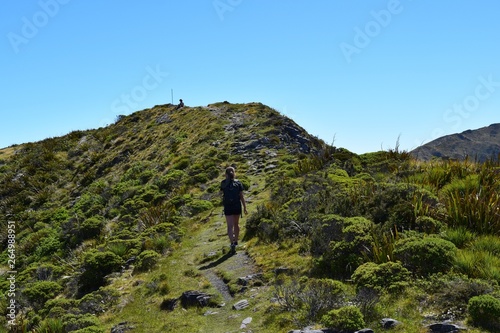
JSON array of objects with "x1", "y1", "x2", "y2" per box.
[
  {"x1": 176, "y1": 99, "x2": 184, "y2": 110},
  {"x1": 220, "y1": 167, "x2": 247, "y2": 254}
]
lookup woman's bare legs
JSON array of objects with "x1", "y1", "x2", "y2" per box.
[{"x1": 225, "y1": 214, "x2": 240, "y2": 244}]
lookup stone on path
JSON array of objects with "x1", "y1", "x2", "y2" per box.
[{"x1": 233, "y1": 299, "x2": 249, "y2": 310}]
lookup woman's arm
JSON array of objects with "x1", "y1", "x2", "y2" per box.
[{"x1": 240, "y1": 191, "x2": 248, "y2": 215}]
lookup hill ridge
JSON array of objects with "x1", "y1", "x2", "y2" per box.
[{"x1": 411, "y1": 123, "x2": 500, "y2": 162}]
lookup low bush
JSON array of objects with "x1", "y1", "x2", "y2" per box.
[
  {"x1": 23, "y1": 281, "x2": 63, "y2": 308},
  {"x1": 78, "y1": 250, "x2": 124, "y2": 295},
  {"x1": 79, "y1": 216, "x2": 103, "y2": 240},
  {"x1": 273, "y1": 276, "x2": 348, "y2": 326},
  {"x1": 394, "y1": 236, "x2": 457, "y2": 276},
  {"x1": 62, "y1": 313, "x2": 103, "y2": 332},
  {"x1": 135, "y1": 250, "x2": 160, "y2": 272},
  {"x1": 186, "y1": 199, "x2": 213, "y2": 215},
  {"x1": 468, "y1": 294, "x2": 500, "y2": 330},
  {"x1": 351, "y1": 261, "x2": 411, "y2": 293},
  {"x1": 321, "y1": 216, "x2": 374, "y2": 278},
  {"x1": 415, "y1": 216, "x2": 443, "y2": 234},
  {"x1": 321, "y1": 306, "x2": 365, "y2": 332}
]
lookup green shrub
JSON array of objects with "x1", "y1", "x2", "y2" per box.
[
  {"x1": 62, "y1": 314, "x2": 102, "y2": 332},
  {"x1": 139, "y1": 186, "x2": 164, "y2": 203},
  {"x1": 300, "y1": 278, "x2": 347, "y2": 321},
  {"x1": 388, "y1": 201, "x2": 416, "y2": 231},
  {"x1": 468, "y1": 294, "x2": 500, "y2": 330},
  {"x1": 321, "y1": 306, "x2": 365, "y2": 332},
  {"x1": 156, "y1": 169, "x2": 186, "y2": 191},
  {"x1": 73, "y1": 193, "x2": 104, "y2": 216},
  {"x1": 351, "y1": 261, "x2": 411, "y2": 292},
  {"x1": 244, "y1": 203, "x2": 281, "y2": 240},
  {"x1": 273, "y1": 276, "x2": 348, "y2": 325},
  {"x1": 321, "y1": 216, "x2": 374, "y2": 278},
  {"x1": 415, "y1": 216, "x2": 443, "y2": 234},
  {"x1": 394, "y1": 236, "x2": 456, "y2": 276},
  {"x1": 23, "y1": 281, "x2": 63, "y2": 307},
  {"x1": 50, "y1": 207, "x2": 70, "y2": 225},
  {"x1": 78, "y1": 250, "x2": 124, "y2": 295},
  {"x1": 79, "y1": 216, "x2": 103, "y2": 240},
  {"x1": 78, "y1": 287, "x2": 120, "y2": 315},
  {"x1": 186, "y1": 199, "x2": 213, "y2": 215},
  {"x1": 34, "y1": 234, "x2": 62, "y2": 258},
  {"x1": 135, "y1": 250, "x2": 160, "y2": 272},
  {"x1": 19, "y1": 228, "x2": 56, "y2": 257},
  {"x1": 172, "y1": 156, "x2": 190, "y2": 170}
]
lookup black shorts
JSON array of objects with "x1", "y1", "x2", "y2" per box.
[{"x1": 224, "y1": 203, "x2": 242, "y2": 216}]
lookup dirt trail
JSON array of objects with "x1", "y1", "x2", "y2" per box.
[{"x1": 195, "y1": 218, "x2": 259, "y2": 302}]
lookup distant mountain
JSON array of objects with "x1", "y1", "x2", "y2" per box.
[{"x1": 411, "y1": 123, "x2": 500, "y2": 162}]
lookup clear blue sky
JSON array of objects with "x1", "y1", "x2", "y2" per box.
[{"x1": 2, "y1": 1, "x2": 499, "y2": 153}]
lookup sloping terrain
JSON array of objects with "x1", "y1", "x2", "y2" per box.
[
  {"x1": 1, "y1": 103, "x2": 500, "y2": 333},
  {"x1": 411, "y1": 123, "x2": 500, "y2": 162},
  {"x1": 0, "y1": 102, "x2": 327, "y2": 332}
]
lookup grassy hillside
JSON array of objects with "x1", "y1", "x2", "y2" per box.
[{"x1": 1, "y1": 103, "x2": 500, "y2": 332}]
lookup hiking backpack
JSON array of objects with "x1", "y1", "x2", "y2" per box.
[{"x1": 222, "y1": 179, "x2": 242, "y2": 206}]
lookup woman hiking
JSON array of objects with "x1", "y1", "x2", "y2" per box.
[{"x1": 220, "y1": 166, "x2": 247, "y2": 254}]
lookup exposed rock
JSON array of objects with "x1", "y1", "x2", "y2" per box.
[
  {"x1": 381, "y1": 318, "x2": 402, "y2": 328},
  {"x1": 237, "y1": 273, "x2": 263, "y2": 286},
  {"x1": 160, "y1": 298, "x2": 178, "y2": 311},
  {"x1": 265, "y1": 163, "x2": 277, "y2": 170},
  {"x1": 204, "y1": 251, "x2": 218, "y2": 259},
  {"x1": 288, "y1": 329, "x2": 335, "y2": 333},
  {"x1": 110, "y1": 322, "x2": 135, "y2": 333},
  {"x1": 355, "y1": 329, "x2": 374, "y2": 333},
  {"x1": 155, "y1": 113, "x2": 172, "y2": 124},
  {"x1": 122, "y1": 256, "x2": 136, "y2": 270},
  {"x1": 274, "y1": 267, "x2": 292, "y2": 275},
  {"x1": 427, "y1": 322, "x2": 465, "y2": 332},
  {"x1": 180, "y1": 290, "x2": 212, "y2": 308},
  {"x1": 233, "y1": 299, "x2": 249, "y2": 310},
  {"x1": 204, "y1": 310, "x2": 219, "y2": 316},
  {"x1": 240, "y1": 317, "x2": 253, "y2": 329}
]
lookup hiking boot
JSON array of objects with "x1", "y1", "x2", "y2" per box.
[{"x1": 230, "y1": 243, "x2": 236, "y2": 254}]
